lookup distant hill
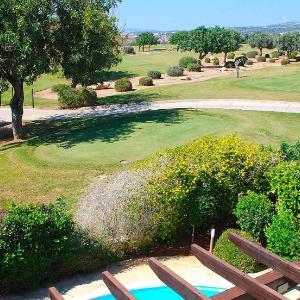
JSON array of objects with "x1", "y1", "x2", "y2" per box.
[{"x1": 125, "y1": 21, "x2": 300, "y2": 35}]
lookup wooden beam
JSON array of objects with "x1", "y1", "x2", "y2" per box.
[
  {"x1": 191, "y1": 244, "x2": 287, "y2": 300},
  {"x1": 149, "y1": 258, "x2": 211, "y2": 300},
  {"x1": 229, "y1": 233, "x2": 300, "y2": 283},
  {"x1": 101, "y1": 271, "x2": 137, "y2": 300},
  {"x1": 48, "y1": 287, "x2": 65, "y2": 300}
]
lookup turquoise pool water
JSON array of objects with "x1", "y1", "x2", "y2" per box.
[{"x1": 93, "y1": 286, "x2": 225, "y2": 300}]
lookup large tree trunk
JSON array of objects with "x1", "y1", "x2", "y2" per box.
[
  {"x1": 223, "y1": 52, "x2": 227, "y2": 65},
  {"x1": 10, "y1": 80, "x2": 24, "y2": 140},
  {"x1": 259, "y1": 48, "x2": 263, "y2": 56}
]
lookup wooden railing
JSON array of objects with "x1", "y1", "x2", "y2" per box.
[{"x1": 49, "y1": 234, "x2": 300, "y2": 300}]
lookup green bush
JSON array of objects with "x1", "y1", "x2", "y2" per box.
[
  {"x1": 123, "y1": 46, "x2": 135, "y2": 55},
  {"x1": 234, "y1": 192, "x2": 274, "y2": 242},
  {"x1": 288, "y1": 51, "x2": 298, "y2": 59},
  {"x1": 247, "y1": 51, "x2": 258, "y2": 58},
  {"x1": 131, "y1": 135, "x2": 280, "y2": 241},
  {"x1": 139, "y1": 76, "x2": 154, "y2": 86},
  {"x1": 187, "y1": 63, "x2": 202, "y2": 72},
  {"x1": 268, "y1": 162, "x2": 300, "y2": 216},
  {"x1": 52, "y1": 84, "x2": 67, "y2": 93},
  {"x1": 257, "y1": 56, "x2": 266, "y2": 62},
  {"x1": 271, "y1": 51, "x2": 279, "y2": 58},
  {"x1": 167, "y1": 66, "x2": 184, "y2": 77},
  {"x1": 281, "y1": 59, "x2": 290, "y2": 65},
  {"x1": 205, "y1": 57, "x2": 211, "y2": 63},
  {"x1": 212, "y1": 57, "x2": 219, "y2": 65},
  {"x1": 214, "y1": 229, "x2": 262, "y2": 273},
  {"x1": 227, "y1": 52, "x2": 235, "y2": 59},
  {"x1": 115, "y1": 78, "x2": 133, "y2": 92},
  {"x1": 281, "y1": 141, "x2": 300, "y2": 161},
  {"x1": 58, "y1": 86, "x2": 97, "y2": 109},
  {"x1": 266, "y1": 212, "x2": 300, "y2": 261},
  {"x1": 147, "y1": 70, "x2": 161, "y2": 79},
  {"x1": 0, "y1": 200, "x2": 74, "y2": 292},
  {"x1": 268, "y1": 58, "x2": 276, "y2": 63},
  {"x1": 179, "y1": 56, "x2": 197, "y2": 68},
  {"x1": 245, "y1": 60, "x2": 253, "y2": 65}
]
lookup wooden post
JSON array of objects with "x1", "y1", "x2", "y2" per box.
[
  {"x1": 31, "y1": 88, "x2": 35, "y2": 108},
  {"x1": 209, "y1": 228, "x2": 215, "y2": 253},
  {"x1": 191, "y1": 225, "x2": 195, "y2": 244}
]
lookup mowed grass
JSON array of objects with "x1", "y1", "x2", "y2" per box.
[
  {"x1": 100, "y1": 64, "x2": 300, "y2": 104},
  {"x1": 1, "y1": 108, "x2": 300, "y2": 208}
]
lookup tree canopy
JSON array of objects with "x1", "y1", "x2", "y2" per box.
[
  {"x1": 0, "y1": 0, "x2": 121, "y2": 139},
  {"x1": 248, "y1": 33, "x2": 274, "y2": 56},
  {"x1": 136, "y1": 32, "x2": 159, "y2": 52},
  {"x1": 275, "y1": 32, "x2": 300, "y2": 56}
]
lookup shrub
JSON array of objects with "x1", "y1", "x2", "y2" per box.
[
  {"x1": 58, "y1": 85, "x2": 97, "y2": 109},
  {"x1": 205, "y1": 57, "x2": 211, "y2": 63},
  {"x1": 187, "y1": 63, "x2": 202, "y2": 72},
  {"x1": 115, "y1": 78, "x2": 133, "y2": 92},
  {"x1": 268, "y1": 162, "x2": 300, "y2": 216},
  {"x1": 212, "y1": 57, "x2": 219, "y2": 65},
  {"x1": 123, "y1": 46, "x2": 135, "y2": 55},
  {"x1": 167, "y1": 66, "x2": 184, "y2": 77},
  {"x1": 234, "y1": 192, "x2": 275, "y2": 242},
  {"x1": 296, "y1": 56, "x2": 300, "y2": 62},
  {"x1": 77, "y1": 87, "x2": 97, "y2": 107},
  {"x1": 52, "y1": 84, "x2": 66, "y2": 93},
  {"x1": 266, "y1": 212, "x2": 300, "y2": 261},
  {"x1": 179, "y1": 56, "x2": 197, "y2": 68},
  {"x1": 0, "y1": 200, "x2": 74, "y2": 292},
  {"x1": 130, "y1": 135, "x2": 280, "y2": 241},
  {"x1": 288, "y1": 51, "x2": 298, "y2": 59},
  {"x1": 245, "y1": 60, "x2": 253, "y2": 65},
  {"x1": 268, "y1": 58, "x2": 276, "y2": 63},
  {"x1": 225, "y1": 61, "x2": 235, "y2": 69},
  {"x1": 281, "y1": 59, "x2": 290, "y2": 65},
  {"x1": 271, "y1": 51, "x2": 279, "y2": 58},
  {"x1": 257, "y1": 56, "x2": 266, "y2": 62},
  {"x1": 147, "y1": 70, "x2": 161, "y2": 79},
  {"x1": 139, "y1": 76, "x2": 153, "y2": 86},
  {"x1": 280, "y1": 141, "x2": 300, "y2": 161},
  {"x1": 247, "y1": 51, "x2": 258, "y2": 58},
  {"x1": 214, "y1": 229, "x2": 262, "y2": 273},
  {"x1": 227, "y1": 52, "x2": 235, "y2": 59}
]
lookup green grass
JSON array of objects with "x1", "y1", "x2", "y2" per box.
[
  {"x1": 1, "y1": 108, "x2": 300, "y2": 208},
  {"x1": 99, "y1": 64, "x2": 300, "y2": 105}
]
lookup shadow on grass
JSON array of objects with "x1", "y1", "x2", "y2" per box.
[
  {"x1": 1, "y1": 109, "x2": 190, "y2": 150},
  {"x1": 106, "y1": 70, "x2": 137, "y2": 80},
  {"x1": 97, "y1": 91, "x2": 163, "y2": 105}
]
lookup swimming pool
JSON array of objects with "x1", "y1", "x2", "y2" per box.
[{"x1": 93, "y1": 285, "x2": 225, "y2": 300}]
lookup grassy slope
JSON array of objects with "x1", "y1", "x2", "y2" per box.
[
  {"x1": 1, "y1": 108, "x2": 300, "y2": 208},
  {"x1": 99, "y1": 64, "x2": 300, "y2": 105}
]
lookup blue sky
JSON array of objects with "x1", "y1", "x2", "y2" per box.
[{"x1": 116, "y1": 0, "x2": 300, "y2": 31}]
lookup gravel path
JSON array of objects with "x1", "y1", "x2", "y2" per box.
[{"x1": 1, "y1": 99, "x2": 300, "y2": 124}]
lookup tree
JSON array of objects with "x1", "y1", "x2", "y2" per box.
[
  {"x1": 275, "y1": 32, "x2": 300, "y2": 56},
  {"x1": 55, "y1": 2, "x2": 121, "y2": 88},
  {"x1": 248, "y1": 33, "x2": 273, "y2": 56},
  {"x1": 136, "y1": 32, "x2": 159, "y2": 52},
  {"x1": 210, "y1": 27, "x2": 241, "y2": 64},
  {"x1": 169, "y1": 31, "x2": 189, "y2": 51},
  {"x1": 0, "y1": 0, "x2": 120, "y2": 140}
]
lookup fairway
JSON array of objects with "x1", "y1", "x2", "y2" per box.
[{"x1": 1, "y1": 108, "x2": 300, "y2": 207}]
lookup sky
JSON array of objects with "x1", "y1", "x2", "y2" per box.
[{"x1": 116, "y1": 0, "x2": 300, "y2": 31}]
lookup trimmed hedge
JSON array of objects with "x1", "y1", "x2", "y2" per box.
[
  {"x1": 123, "y1": 46, "x2": 135, "y2": 55},
  {"x1": 234, "y1": 192, "x2": 274, "y2": 242},
  {"x1": 115, "y1": 78, "x2": 133, "y2": 92},
  {"x1": 139, "y1": 77, "x2": 153, "y2": 86},
  {"x1": 167, "y1": 66, "x2": 184, "y2": 77},
  {"x1": 227, "y1": 52, "x2": 235, "y2": 59},
  {"x1": 214, "y1": 229, "x2": 263, "y2": 273},
  {"x1": 212, "y1": 57, "x2": 220, "y2": 66},
  {"x1": 271, "y1": 51, "x2": 279, "y2": 58},
  {"x1": 205, "y1": 57, "x2": 211, "y2": 63},
  {"x1": 187, "y1": 63, "x2": 202, "y2": 72},
  {"x1": 281, "y1": 59, "x2": 290, "y2": 66},
  {"x1": 245, "y1": 60, "x2": 254, "y2": 65},
  {"x1": 147, "y1": 70, "x2": 161, "y2": 79},
  {"x1": 179, "y1": 56, "x2": 197, "y2": 68}
]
